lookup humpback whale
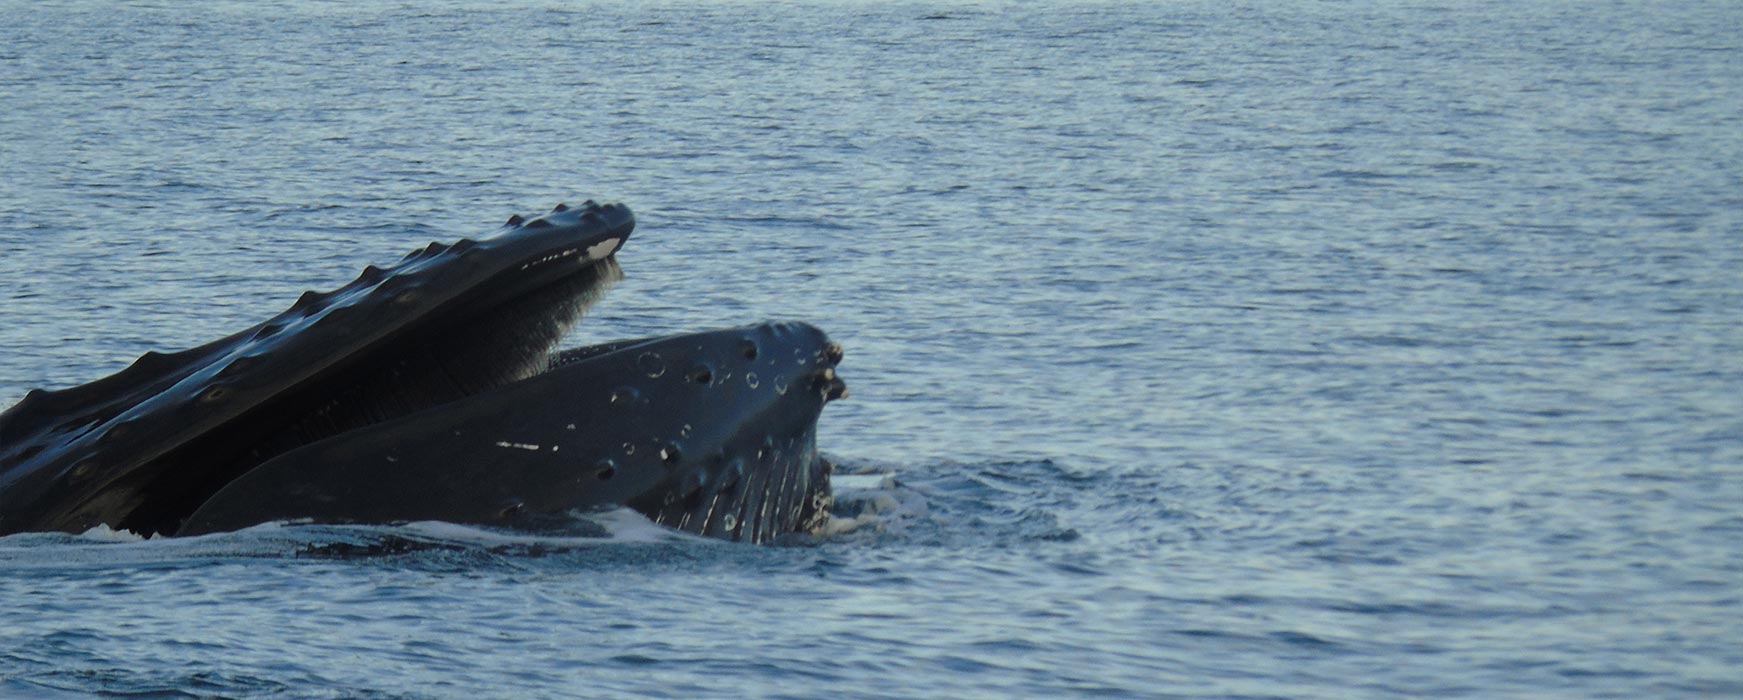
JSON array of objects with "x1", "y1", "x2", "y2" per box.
[{"x1": 0, "y1": 201, "x2": 847, "y2": 542}]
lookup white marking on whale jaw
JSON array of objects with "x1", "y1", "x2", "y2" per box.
[
  {"x1": 513, "y1": 236, "x2": 618, "y2": 272},
  {"x1": 585, "y1": 237, "x2": 622, "y2": 260},
  {"x1": 495, "y1": 441, "x2": 541, "y2": 451},
  {"x1": 518, "y1": 248, "x2": 579, "y2": 271}
]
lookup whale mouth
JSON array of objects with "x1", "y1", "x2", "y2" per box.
[{"x1": 0, "y1": 201, "x2": 844, "y2": 542}]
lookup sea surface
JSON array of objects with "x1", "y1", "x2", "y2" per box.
[{"x1": 2, "y1": 1, "x2": 1741, "y2": 698}]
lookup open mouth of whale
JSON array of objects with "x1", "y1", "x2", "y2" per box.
[{"x1": 0, "y1": 201, "x2": 846, "y2": 542}]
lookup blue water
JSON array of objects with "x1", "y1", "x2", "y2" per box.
[{"x1": 3, "y1": 1, "x2": 1742, "y2": 698}]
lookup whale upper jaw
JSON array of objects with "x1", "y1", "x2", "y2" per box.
[{"x1": 0, "y1": 201, "x2": 844, "y2": 542}]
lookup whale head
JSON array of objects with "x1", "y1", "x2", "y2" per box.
[{"x1": 0, "y1": 201, "x2": 844, "y2": 542}]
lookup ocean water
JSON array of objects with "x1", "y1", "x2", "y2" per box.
[{"x1": 3, "y1": 1, "x2": 1741, "y2": 698}]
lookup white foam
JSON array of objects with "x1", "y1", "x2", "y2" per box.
[
  {"x1": 832, "y1": 473, "x2": 897, "y2": 491},
  {"x1": 78, "y1": 524, "x2": 150, "y2": 542},
  {"x1": 823, "y1": 472, "x2": 930, "y2": 538},
  {"x1": 592, "y1": 507, "x2": 714, "y2": 544},
  {"x1": 394, "y1": 507, "x2": 701, "y2": 546}
]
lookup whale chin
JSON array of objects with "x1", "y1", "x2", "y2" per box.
[{"x1": 0, "y1": 201, "x2": 844, "y2": 543}]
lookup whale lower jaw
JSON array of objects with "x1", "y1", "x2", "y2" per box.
[{"x1": 177, "y1": 321, "x2": 845, "y2": 544}]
